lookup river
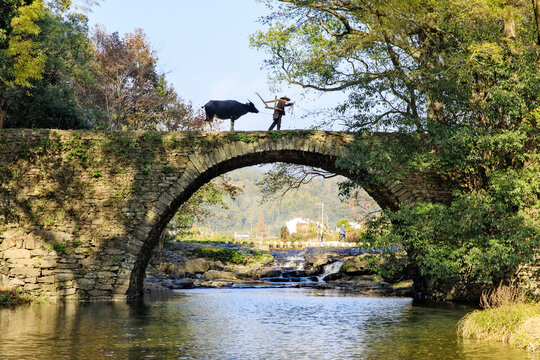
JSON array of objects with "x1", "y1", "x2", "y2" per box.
[{"x1": 0, "y1": 288, "x2": 536, "y2": 359}]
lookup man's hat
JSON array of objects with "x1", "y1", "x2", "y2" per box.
[{"x1": 280, "y1": 96, "x2": 291, "y2": 101}]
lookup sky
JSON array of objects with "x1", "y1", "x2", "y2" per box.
[{"x1": 86, "y1": 0, "x2": 346, "y2": 131}]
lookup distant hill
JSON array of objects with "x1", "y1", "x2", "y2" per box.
[{"x1": 196, "y1": 166, "x2": 379, "y2": 237}]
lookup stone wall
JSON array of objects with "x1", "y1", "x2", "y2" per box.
[
  {"x1": 514, "y1": 258, "x2": 540, "y2": 298},
  {"x1": 0, "y1": 129, "x2": 453, "y2": 300}
]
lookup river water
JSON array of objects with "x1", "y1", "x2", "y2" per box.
[{"x1": 0, "y1": 288, "x2": 537, "y2": 360}]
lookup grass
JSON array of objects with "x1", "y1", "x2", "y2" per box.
[
  {"x1": 458, "y1": 284, "x2": 540, "y2": 352},
  {"x1": 193, "y1": 247, "x2": 273, "y2": 265},
  {"x1": 0, "y1": 287, "x2": 31, "y2": 309}
]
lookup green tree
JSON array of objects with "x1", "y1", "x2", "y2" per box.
[
  {"x1": 169, "y1": 175, "x2": 242, "y2": 238},
  {"x1": 89, "y1": 27, "x2": 203, "y2": 131},
  {"x1": 4, "y1": 2, "x2": 95, "y2": 129},
  {"x1": 0, "y1": 0, "x2": 46, "y2": 128},
  {"x1": 336, "y1": 218, "x2": 350, "y2": 231},
  {"x1": 255, "y1": 211, "x2": 269, "y2": 239},
  {"x1": 280, "y1": 225, "x2": 290, "y2": 240},
  {"x1": 252, "y1": 0, "x2": 540, "y2": 293},
  {"x1": 256, "y1": 163, "x2": 337, "y2": 201}
]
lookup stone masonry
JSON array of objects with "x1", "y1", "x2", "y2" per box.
[{"x1": 0, "y1": 129, "x2": 453, "y2": 300}]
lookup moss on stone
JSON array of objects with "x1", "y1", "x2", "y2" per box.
[{"x1": 0, "y1": 288, "x2": 31, "y2": 308}]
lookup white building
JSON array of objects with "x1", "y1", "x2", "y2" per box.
[{"x1": 285, "y1": 218, "x2": 311, "y2": 234}]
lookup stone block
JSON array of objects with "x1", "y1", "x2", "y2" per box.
[
  {"x1": 88, "y1": 289, "x2": 108, "y2": 297},
  {"x1": 38, "y1": 284, "x2": 58, "y2": 293},
  {"x1": 7, "y1": 258, "x2": 36, "y2": 266},
  {"x1": 25, "y1": 239, "x2": 37, "y2": 250},
  {"x1": 8, "y1": 277, "x2": 25, "y2": 287},
  {"x1": 158, "y1": 191, "x2": 174, "y2": 205},
  {"x1": 33, "y1": 230, "x2": 73, "y2": 242},
  {"x1": 0, "y1": 274, "x2": 10, "y2": 288},
  {"x1": 57, "y1": 263, "x2": 79, "y2": 270},
  {"x1": 0, "y1": 230, "x2": 19, "y2": 241},
  {"x1": 0, "y1": 239, "x2": 15, "y2": 251},
  {"x1": 76, "y1": 278, "x2": 96, "y2": 290},
  {"x1": 24, "y1": 283, "x2": 41, "y2": 291},
  {"x1": 4, "y1": 249, "x2": 31, "y2": 259},
  {"x1": 96, "y1": 284, "x2": 114, "y2": 291},
  {"x1": 30, "y1": 248, "x2": 50, "y2": 257},
  {"x1": 56, "y1": 272, "x2": 75, "y2": 281},
  {"x1": 113, "y1": 285, "x2": 130, "y2": 296},
  {"x1": 96, "y1": 271, "x2": 116, "y2": 280},
  {"x1": 57, "y1": 287, "x2": 77, "y2": 296},
  {"x1": 201, "y1": 270, "x2": 238, "y2": 281},
  {"x1": 38, "y1": 276, "x2": 55, "y2": 284},
  {"x1": 10, "y1": 267, "x2": 41, "y2": 277}
]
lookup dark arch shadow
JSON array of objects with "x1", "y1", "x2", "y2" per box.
[{"x1": 127, "y1": 148, "x2": 400, "y2": 296}]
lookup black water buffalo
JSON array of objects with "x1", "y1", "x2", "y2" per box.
[{"x1": 203, "y1": 100, "x2": 259, "y2": 131}]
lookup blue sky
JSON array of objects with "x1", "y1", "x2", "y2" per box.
[{"x1": 86, "y1": 0, "x2": 346, "y2": 131}]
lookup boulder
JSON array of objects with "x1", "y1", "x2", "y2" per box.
[
  {"x1": 201, "y1": 270, "x2": 238, "y2": 281},
  {"x1": 259, "y1": 269, "x2": 283, "y2": 278},
  {"x1": 183, "y1": 258, "x2": 213, "y2": 273},
  {"x1": 200, "y1": 280, "x2": 233, "y2": 288},
  {"x1": 223, "y1": 262, "x2": 264, "y2": 277},
  {"x1": 340, "y1": 254, "x2": 375, "y2": 276},
  {"x1": 306, "y1": 253, "x2": 332, "y2": 268},
  {"x1": 161, "y1": 258, "x2": 214, "y2": 277}
]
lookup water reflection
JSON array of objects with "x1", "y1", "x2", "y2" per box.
[{"x1": 0, "y1": 289, "x2": 537, "y2": 359}]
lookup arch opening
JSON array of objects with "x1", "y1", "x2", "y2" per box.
[{"x1": 127, "y1": 148, "x2": 399, "y2": 296}]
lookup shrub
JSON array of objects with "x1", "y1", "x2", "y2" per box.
[
  {"x1": 480, "y1": 283, "x2": 527, "y2": 309},
  {"x1": 0, "y1": 288, "x2": 31, "y2": 308},
  {"x1": 280, "y1": 226, "x2": 289, "y2": 240},
  {"x1": 458, "y1": 285, "x2": 540, "y2": 351},
  {"x1": 194, "y1": 247, "x2": 247, "y2": 265},
  {"x1": 193, "y1": 247, "x2": 273, "y2": 265}
]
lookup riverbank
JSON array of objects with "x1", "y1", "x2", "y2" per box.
[
  {"x1": 144, "y1": 241, "x2": 413, "y2": 297},
  {"x1": 458, "y1": 285, "x2": 540, "y2": 352}
]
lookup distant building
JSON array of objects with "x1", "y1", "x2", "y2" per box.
[
  {"x1": 285, "y1": 218, "x2": 311, "y2": 234},
  {"x1": 234, "y1": 232, "x2": 250, "y2": 239}
]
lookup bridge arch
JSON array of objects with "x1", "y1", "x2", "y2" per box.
[{"x1": 126, "y1": 132, "x2": 415, "y2": 296}]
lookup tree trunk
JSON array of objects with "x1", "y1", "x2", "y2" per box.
[
  {"x1": 504, "y1": 5, "x2": 516, "y2": 39},
  {"x1": 534, "y1": 0, "x2": 540, "y2": 45},
  {"x1": 0, "y1": 99, "x2": 5, "y2": 129}
]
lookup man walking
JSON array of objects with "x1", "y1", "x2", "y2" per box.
[
  {"x1": 269, "y1": 96, "x2": 293, "y2": 130},
  {"x1": 338, "y1": 225, "x2": 346, "y2": 242}
]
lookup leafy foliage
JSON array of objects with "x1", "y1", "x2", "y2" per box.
[
  {"x1": 89, "y1": 27, "x2": 203, "y2": 131},
  {"x1": 361, "y1": 192, "x2": 538, "y2": 286},
  {"x1": 254, "y1": 0, "x2": 540, "y2": 290},
  {"x1": 5, "y1": 6, "x2": 94, "y2": 129},
  {"x1": 0, "y1": 0, "x2": 46, "y2": 127},
  {"x1": 168, "y1": 175, "x2": 242, "y2": 238},
  {"x1": 193, "y1": 247, "x2": 272, "y2": 265}
]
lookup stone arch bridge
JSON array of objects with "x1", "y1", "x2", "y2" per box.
[{"x1": 0, "y1": 129, "x2": 451, "y2": 300}]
